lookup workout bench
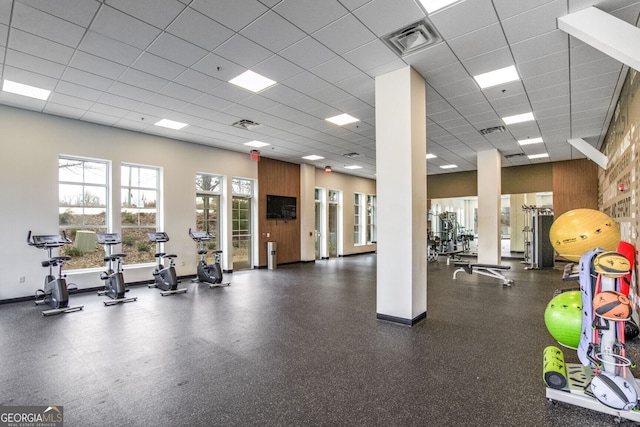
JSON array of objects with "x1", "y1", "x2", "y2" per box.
[
  {"x1": 452, "y1": 262, "x2": 513, "y2": 287},
  {"x1": 445, "y1": 250, "x2": 464, "y2": 265}
]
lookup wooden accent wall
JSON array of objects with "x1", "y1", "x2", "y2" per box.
[
  {"x1": 257, "y1": 157, "x2": 301, "y2": 267},
  {"x1": 552, "y1": 158, "x2": 598, "y2": 218}
]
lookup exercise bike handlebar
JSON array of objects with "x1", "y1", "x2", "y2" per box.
[
  {"x1": 189, "y1": 228, "x2": 214, "y2": 241},
  {"x1": 27, "y1": 230, "x2": 73, "y2": 248}
]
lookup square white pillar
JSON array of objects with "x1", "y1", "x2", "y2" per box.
[
  {"x1": 477, "y1": 149, "x2": 501, "y2": 265},
  {"x1": 375, "y1": 66, "x2": 427, "y2": 325}
]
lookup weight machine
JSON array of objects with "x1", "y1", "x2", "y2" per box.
[{"x1": 522, "y1": 205, "x2": 554, "y2": 269}]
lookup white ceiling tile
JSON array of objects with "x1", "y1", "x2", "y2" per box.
[
  {"x1": 241, "y1": 11, "x2": 306, "y2": 52},
  {"x1": 7, "y1": 28, "x2": 75, "y2": 64},
  {"x1": 312, "y1": 14, "x2": 377, "y2": 55},
  {"x1": 18, "y1": 0, "x2": 99, "y2": 26},
  {"x1": 193, "y1": 0, "x2": 268, "y2": 32},
  {"x1": 353, "y1": 0, "x2": 425, "y2": 37},
  {"x1": 311, "y1": 57, "x2": 361, "y2": 83},
  {"x1": 56, "y1": 79, "x2": 107, "y2": 101},
  {"x1": 446, "y1": 92, "x2": 488, "y2": 110},
  {"x1": 107, "y1": 81, "x2": 154, "y2": 103},
  {"x1": 79, "y1": 31, "x2": 142, "y2": 66},
  {"x1": 69, "y1": 51, "x2": 125, "y2": 80},
  {"x1": 214, "y1": 35, "x2": 273, "y2": 69},
  {"x1": 511, "y1": 30, "x2": 567, "y2": 64},
  {"x1": 461, "y1": 47, "x2": 515, "y2": 76},
  {"x1": 0, "y1": 23, "x2": 7, "y2": 46},
  {"x1": 174, "y1": 69, "x2": 223, "y2": 93},
  {"x1": 131, "y1": 52, "x2": 187, "y2": 80},
  {"x1": 98, "y1": 93, "x2": 142, "y2": 111},
  {"x1": 423, "y1": 62, "x2": 469, "y2": 86},
  {"x1": 148, "y1": 33, "x2": 208, "y2": 67},
  {"x1": 48, "y1": 92, "x2": 94, "y2": 110},
  {"x1": 447, "y1": 24, "x2": 508, "y2": 61},
  {"x1": 308, "y1": 84, "x2": 350, "y2": 105},
  {"x1": 405, "y1": 43, "x2": 459, "y2": 74},
  {"x1": 570, "y1": 58, "x2": 623, "y2": 81},
  {"x1": 279, "y1": 36, "x2": 337, "y2": 70},
  {"x1": 253, "y1": 55, "x2": 304, "y2": 82},
  {"x1": 429, "y1": 0, "x2": 499, "y2": 40},
  {"x1": 571, "y1": 70, "x2": 621, "y2": 92},
  {"x1": 91, "y1": 6, "x2": 162, "y2": 50},
  {"x1": 158, "y1": 82, "x2": 203, "y2": 103},
  {"x1": 501, "y1": 1, "x2": 567, "y2": 45},
  {"x1": 517, "y1": 51, "x2": 569, "y2": 80},
  {"x1": 167, "y1": 8, "x2": 234, "y2": 51},
  {"x1": 5, "y1": 49, "x2": 66, "y2": 78},
  {"x1": 209, "y1": 83, "x2": 256, "y2": 103},
  {"x1": 522, "y1": 69, "x2": 569, "y2": 91},
  {"x1": 106, "y1": 0, "x2": 186, "y2": 29},
  {"x1": 12, "y1": 2, "x2": 85, "y2": 48},
  {"x1": 283, "y1": 72, "x2": 330, "y2": 94},
  {"x1": 44, "y1": 103, "x2": 86, "y2": 119},
  {"x1": 275, "y1": 0, "x2": 348, "y2": 33},
  {"x1": 118, "y1": 68, "x2": 169, "y2": 92},
  {"x1": 342, "y1": 39, "x2": 400, "y2": 73},
  {"x1": 493, "y1": 0, "x2": 559, "y2": 20}
]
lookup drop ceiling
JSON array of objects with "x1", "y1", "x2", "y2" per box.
[{"x1": 1, "y1": 0, "x2": 639, "y2": 178}]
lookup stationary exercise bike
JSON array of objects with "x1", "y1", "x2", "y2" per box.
[
  {"x1": 26, "y1": 231, "x2": 84, "y2": 316},
  {"x1": 147, "y1": 232, "x2": 187, "y2": 296},
  {"x1": 189, "y1": 228, "x2": 230, "y2": 288},
  {"x1": 96, "y1": 233, "x2": 137, "y2": 306}
]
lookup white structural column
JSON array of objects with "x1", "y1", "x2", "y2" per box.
[
  {"x1": 477, "y1": 149, "x2": 501, "y2": 265},
  {"x1": 300, "y1": 164, "x2": 316, "y2": 262},
  {"x1": 375, "y1": 66, "x2": 427, "y2": 325}
]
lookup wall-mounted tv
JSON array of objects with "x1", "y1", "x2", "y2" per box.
[{"x1": 266, "y1": 195, "x2": 297, "y2": 220}]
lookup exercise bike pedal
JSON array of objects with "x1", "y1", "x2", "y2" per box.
[{"x1": 208, "y1": 281, "x2": 231, "y2": 288}]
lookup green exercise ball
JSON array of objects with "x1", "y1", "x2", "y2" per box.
[{"x1": 544, "y1": 291, "x2": 582, "y2": 349}]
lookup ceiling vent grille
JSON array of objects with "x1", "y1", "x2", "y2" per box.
[
  {"x1": 232, "y1": 119, "x2": 261, "y2": 130},
  {"x1": 504, "y1": 153, "x2": 525, "y2": 159},
  {"x1": 383, "y1": 19, "x2": 443, "y2": 56},
  {"x1": 479, "y1": 125, "x2": 506, "y2": 135},
  {"x1": 343, "y1": 152, "x2": 361, "y2": 158}
]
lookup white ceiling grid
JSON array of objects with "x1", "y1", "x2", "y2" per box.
[{"x1": 0, "y1": 0, "x2": 639, "y2": 178}]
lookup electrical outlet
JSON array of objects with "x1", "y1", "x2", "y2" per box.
[
  {"x1": 181, "y1": 260, "x2": 185, "y2": 267},
  {"x1": 18, "y1": 276, "x2": 25, "y2": 283}
]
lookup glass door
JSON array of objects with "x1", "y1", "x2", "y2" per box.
[{"x1": 232, "y1": 196, "x2": 252, "y2": 270}]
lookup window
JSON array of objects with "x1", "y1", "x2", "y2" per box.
[
  {"x1": 121, "y1": 164, "x2": 159, "y2": 264},
  {"x1": 58, "y1": 156, "x2": 109, "y2": 270},
  {"x1": 196, "y1": 173, "x2": 221, "y2": 250},
  {"x1": 367, "y1": 195, "x2": 376, "y2": 243},
  {"x1": 232, "y1": 178, "x2": 253, "y2": 270},
  {"x1": 354, "y1": 193, "x2": 363, "y2": 245}
]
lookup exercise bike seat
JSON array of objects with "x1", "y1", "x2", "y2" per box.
[
  {"x1": 198, "y1": 250, "x2": 208, "y2": 255},
  {"x1": 104, "y1": 253, "x2": 126, "y2": 262},
  {"x1": 41, "y1": 256, "x2": 72, "y2": 267},
  {"x1": 163, "y1": 254, "x2": 177, "y2": 259},
  {"x1": 154, "y1": 252, "x2": 166, "y2": 258},
  {"x1": 211, "y1": 250, "x2": 223, "y2": 254}
]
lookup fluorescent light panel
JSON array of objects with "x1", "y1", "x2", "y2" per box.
[
  {"x1": 326, "y1": 113, "x2": 359, "y2": 126},
  {"x1": 2, "y1": 80, "x2": 51, "y2": 100},
  {"x1": 419, "y1": 0, "x2": 460, "y2": 13},
  {"x1": 518, "y1": 137, "x2": 543, "y2": 146},
  {"x1": 426, "y1": 154, "x2": 437, "y2": 159},
  {"x1": 528, "y1": 153, "x2": 549, "y2": 159},
  {"x1": 502, "y1": 112, "x2": 535, "y2": 125},
  {"x1": 344, "y1": 165, "x2": 362, "y2": 170},
  {"x1": 229, "y1": 70, "x2": 276, "y2": 93},
  {"x1": 473, "y1": 65, "x2": 519, "y2": 89},
  {"x1": 440, "y1": 164, "x2": 457, "y2": 169},
  {"x1": 302, "y1": 155, "x2": 324, "y2": 161},
  {"x1": 154, "y1": 119, "x2": 188, "y2": 130},
  {"x1": 244, "y1": 140, "x2": 270, "y2": 148}
]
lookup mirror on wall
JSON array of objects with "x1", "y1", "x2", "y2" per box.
[{"x1": 429, "y1": 192, "x2": 553, "y2": 258}]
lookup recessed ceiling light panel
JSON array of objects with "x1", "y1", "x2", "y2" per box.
[
  {"x1": 528, "y1": 153, "x2": 549, "y2": 159},
  {"x1": 440, "y1": 164, "x2": 457, "y2": 169},
  {"x1": 229, "y1": 70, "x2": 276, "y2": 93},
  {"x1": 426, "y1": 154, "x2": 437, "y2": 159},
  {"x1": 244, "y1": 140, "x2": 270, "y2": 148},
  {"x1": 502, "y1": 112, "x2": 535, "y2": 125},
  {"x1": 344, "y1": 165, "x2": 362, "y2": 170},
  {"x1": 2, "y1": 80, "x2": 51, "y2": 100},
  {"x1": 473, "y1": 65, "x2": 519, "y2": 89},
  {"x1": 418, "y1": 0, "x2": 462, "y2": 13},
  {"x1": 518, "y1": 137, "x2": 543, "y2": 146},
  {"x1": 302, "y1": 155, "x2": 324, "y2": 161},
  {"x1": 326, "y1": 113, "x2": 359, "y2": 126},
  {"x1": 154, "y1": 119, "x2": 188, "y2": 130}
]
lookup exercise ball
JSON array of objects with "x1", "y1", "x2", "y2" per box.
[
  {"x1": 544, "y1": 291, "x2": 582, "y2": 349},
  {"x1": 549, "y1": 209, "x2": 620, "y2": 262}
]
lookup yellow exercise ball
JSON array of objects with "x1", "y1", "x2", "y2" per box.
[{"x1": 549, "y1": 209, "x2": 620, "y2": 262}]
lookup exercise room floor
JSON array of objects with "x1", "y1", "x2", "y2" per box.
[{"x1": 0, "y1": 254, "x2": 636, "y2": 426}]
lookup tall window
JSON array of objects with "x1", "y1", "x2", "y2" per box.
[
  {"x1": 232, "y1": 178, "x2": 253, "y2": 270},
  {"x1": 196, "y1": 173, "x2": 221, "y2": 256},
  {"x1": 354, "y1": 192, "x2": 363, "y2": 245},
  {"x1": 367, "y1": 194, "x2": 376, "y2": 243},
  {"x1": 121, "y1": 164, "x2": 159, "y2": 264},
  {"x1": 58, "y1": 156, "x2": 109, "y2": 270}
]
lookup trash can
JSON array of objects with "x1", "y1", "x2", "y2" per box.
[{"x1": 267, "y1": 241, "x2": 277, "y2": 270}]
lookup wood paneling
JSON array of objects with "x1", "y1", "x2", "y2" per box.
[
  {"x1": 257, "y1": 157, "x2": 301, "y2": 267},
  {"x1": 552, "y1": 159, "x2": 598, "y2": 218}
]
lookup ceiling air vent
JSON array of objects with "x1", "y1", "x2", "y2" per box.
[
  {"x1": 479, "y1": 125, "x2": 506, "y2": 135},
  {"x1": 232, "y1": 119, "x2": 261, "y2": 130},
  {"x1": 504, "y1": 153, "x2": 525, "y2": 159},
  {"x1": 343, "y1": 152, "x2": 361, "y2": 158},
  {"x1": 383, "y1": 19, "x2": 443, "y2": 56}
]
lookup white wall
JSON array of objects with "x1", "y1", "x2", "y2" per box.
[{"x1": 1, "y1": 105, "x2": 257, "y2": 300}]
